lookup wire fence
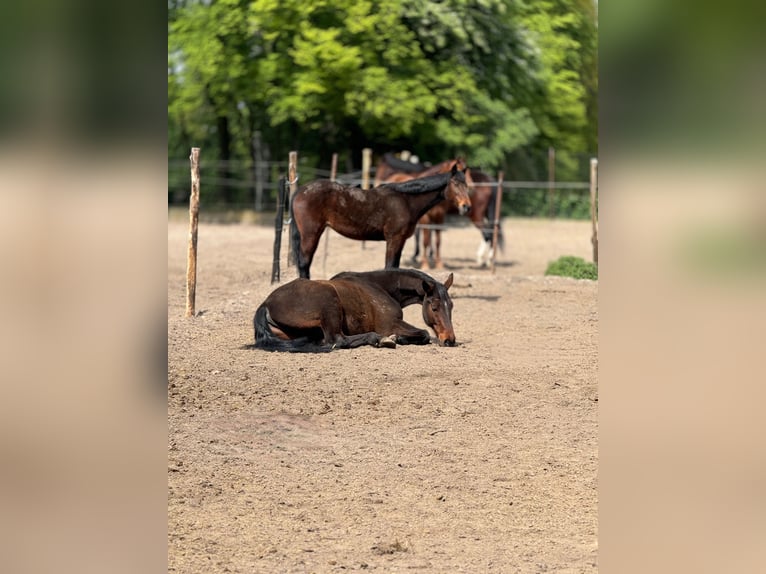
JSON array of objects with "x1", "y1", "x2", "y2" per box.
[{"x1": 168, "y1": 158, "x2": 595, "y2": 219}]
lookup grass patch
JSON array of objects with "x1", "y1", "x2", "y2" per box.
[{"x1": 545, "y1": 256, "x2": 598, "y2": 280}]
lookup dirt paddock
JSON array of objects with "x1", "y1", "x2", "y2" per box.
[{"x1": 168, "y1": 217, "x2": 598, "y2": 573}]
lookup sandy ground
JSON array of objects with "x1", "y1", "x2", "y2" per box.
[{"x1": 168, "y1": 217, "x2": 598, "y2": 573}]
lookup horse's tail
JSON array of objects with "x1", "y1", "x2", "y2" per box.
[
  {"x1": 486, "y1": 186, "x2": 505, "y2": 252},
  {"x1": 251, "y1": 306, "x2": 332, "y2": 353},
  {"x1": 289, "y1": 199, "x2": 302, "y2": 270}
]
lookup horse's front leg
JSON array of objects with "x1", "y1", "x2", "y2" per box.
[
  {"x1": 388, "y1": 321, "x2": 431, "y2": 345},
  {"x1": 330, "y1": 332, "x2": 384, "y2": 349},
  {"x1": 385, "y1": 238, "x2": 405, "y2": 268}
]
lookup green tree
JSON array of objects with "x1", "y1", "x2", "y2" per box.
[
  {"x1": 516, "y1": 0, "x2": 598, "y2": 179},
  {"x1": 168, "y1": 0, "x2": 598, "y2": 204},
  {"x1": 169, "y1": 0, "x2": 262, "y2": 202}
]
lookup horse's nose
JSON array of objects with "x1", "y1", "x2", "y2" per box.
[
  {"x1": 459, "y1": 204, "x2": 471, "y2": 215},
  {"x1": 441, "y1": 338, "x2": 456, "y2": 347}
]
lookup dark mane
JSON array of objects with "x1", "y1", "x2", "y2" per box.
[
  {"x1": 384, "y1": 171, "x2": 464, "y2": 195},
  {"x1": 383, "y1": 153, "x2": 426, "y2": 172}
]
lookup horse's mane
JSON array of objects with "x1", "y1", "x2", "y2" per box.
[
  {"x1": 384, "y1": 171, "x2": 465, "y2": 195},
  {"x1": 383, "y1": 152, "x2": 426, "y2": 173}
]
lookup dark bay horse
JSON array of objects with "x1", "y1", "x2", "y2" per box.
[
  {"x1": 252, "y1": 271, "x2": 456, "y2": 352},
  {"x1": 329, "y1": 268, "x2": 456, "y2": 346},
  {"x1": 290, "y1": 165, "x2": 471, "y2": 279}
]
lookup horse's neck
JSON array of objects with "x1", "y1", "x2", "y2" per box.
[
  {"x1": 406, "y1": 186, "x2": 448, "y2": 220},
  {"x1": 420, "y1": 161, "x2": 452, "y2": 177}
]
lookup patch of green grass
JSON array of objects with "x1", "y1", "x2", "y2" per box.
[{"x1": 545, "y1": 256, "x2": 598, "y2": 280}]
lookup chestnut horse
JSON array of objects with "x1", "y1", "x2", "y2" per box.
[
  {"x1": 252, "y1": 270, "x2": 456, "y2": 352},
  {"x1": 290, "y1": 165, "x2": 471, "y2": 279}
]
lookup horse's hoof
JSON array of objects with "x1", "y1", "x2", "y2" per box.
[{"x1": 378, "y1": 335, "x2": 397, "y2": 349}]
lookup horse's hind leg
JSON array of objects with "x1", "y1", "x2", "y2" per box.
[
  {"x1": 319, "y1": 310, "x2": 383, "y2": 349},
  {"x1": 420, "y1": 229, "x2": 433, "y2": 270},
  {"x1": 411, "y1": 229, "x2": 421, "y2": 264},
  {"x1": 433, "y1": 230, "x2": 443, "y2": 269},
  {"x1": 476, "y1": 238, "x2": 489, "y2": 267}
]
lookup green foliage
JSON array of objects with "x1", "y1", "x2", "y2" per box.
[
  {"x1": 168, "y1": 0, "x2": 597, "y2": 205},
  {"x1": 545, "y1": 256, "x2": 598, "y2": 280},
  {"x1": 504, "y1": 188, "x2": 591, "y2": 219}
]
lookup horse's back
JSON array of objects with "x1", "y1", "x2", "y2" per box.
[
  {"x1": 263, "y1": 278, "x2": 339, "y2": 325},
  {"x1": 330, "y1": 279, "x2": 404, "y2": 327},
  {"x1": 331, "y1": 268, "x2": 433, "y2": 308}
]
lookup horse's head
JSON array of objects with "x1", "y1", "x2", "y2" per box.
[
  {"x1": 446, "y1": 164, "x2": 472, "y2": 215},
  {"x1": 421, "y1": 273, "x2": 456, "y2": 346}
]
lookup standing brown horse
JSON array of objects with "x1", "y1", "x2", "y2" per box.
[
  {"x1": 290, "y1": 165, "x2": 471, "y2": 279},
  {"x1": 252, "y1": 270, "x2": 456, "y2": 352}
]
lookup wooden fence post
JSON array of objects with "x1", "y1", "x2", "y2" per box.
[
  {"x1": 361, "y1": 148, "x2": 371, "y2": 249},
  {"x1": 590, "y1": 158, "x2": 598, "y2": 265},
  {"x1": 362, "y1": 148, "x2": 372, "y2": 190},
  {"x1": 271, "y1": 177, "x2": 287, "y2": 284},
  {"x1": 253, "y1": 131, "x2": 263, "y2": 212},
  {"x1": 548, "y1": 146, "x2": 556, "y2": 218},
  {"x1": 185, "y1": 147, "x2": 201, "y2": 317},
  {"x1": 286, "y1": 151, "x2": 298, "y2": 266},
  {"x1": 490, "y1": 171, "x2": 504, "y2": 275}
]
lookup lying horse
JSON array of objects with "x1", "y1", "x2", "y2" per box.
[
  {"x1": 290, "y1": 165, "x2": 471, "y2": 279},
  {"x1": 252, "y1": 270, "x2": 456, "y2": 352}
]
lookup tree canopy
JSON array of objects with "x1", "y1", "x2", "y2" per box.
[{"x1": 168, "y1": 0, "x2": 597, "y2": 197}]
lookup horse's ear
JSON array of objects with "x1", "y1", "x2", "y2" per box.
[
  {"x1": 444, "y1": 273, "x2": 454, "y2": 290},
  {"x1": 451, "y1": 163, "x2": 458, "y2": 176},
  {"x1": 421, "y1": 280, "x2": 434, "y2": 295}
]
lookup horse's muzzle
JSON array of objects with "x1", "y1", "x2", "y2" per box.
[
  {"x1": 458, "y1": 204, "x2": 471, "y2": 216},
  {"x1": 440, "y1": 338, "x2": 456, "y2": 347}
]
